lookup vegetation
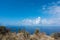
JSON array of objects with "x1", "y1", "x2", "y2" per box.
[
  {"x1": 51, "y1": 32, "x2": 60, "y2": 40},
  {"x1": 0, "y1": 26, "x2": 59, "y2": 40},
  {"x1": 0, "y1": 26, "x2": 6, "y2": 34}
]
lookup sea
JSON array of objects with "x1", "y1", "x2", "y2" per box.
[{"x1": 5, "y1": 26, "x2": 60, "y2": 35}]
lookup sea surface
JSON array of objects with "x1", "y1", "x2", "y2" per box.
[{"x1": 5, "y1": 26, "x2": 60, "y2": 35}]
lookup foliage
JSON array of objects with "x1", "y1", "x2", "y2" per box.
[
  {"x1": 0, "y1": 26, "x2": 10, "y2": 35},
  {"x1": 34, "y1": 29, "x2": 40, "y2": 34},
  {"x1": 51, "y1": 32, "x2": 60, "y2": 39}
]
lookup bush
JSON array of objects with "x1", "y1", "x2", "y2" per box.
[
  {"x1": 0, "y1": 26, "x2": 7, "y2": 35},
  {"x1": 51, "y1": 32, "x2": 60, "y2": 39}
]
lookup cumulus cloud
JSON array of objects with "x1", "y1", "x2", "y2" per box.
[
  {"x1": 20, "y1": 17, "x2": 41, "y2": 26},
  {"x1": 20, "y1": 1, "x2": 60, "y2": 26},
  {"x1": 19, "y1": 17, "x2": 60, "y2": 26},
  {"x1": 2, "y1": 1, "x2": 60, "y2": 26},
  {"x1": 16, "y1": 1, "x2": 60, "y2": 26}
]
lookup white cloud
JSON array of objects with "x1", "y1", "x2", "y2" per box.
[
  {"x1": 41, "y1": 19, "x2": 52, "y2": 25},
  {"x1": 41, "y1": 1, "x2": 60, "y2": 26},
  {"x1": 19, "y1": 17, "x2": 60, "y2": 26},
  {"x1": 1, "y1": 1, "x2": 60, "y2": 26},
  {"x1": 20, "y1": 17, "x2": 41, "y2": 26},
  {"x1": 20, "y1": 1, "x2": 60, "y2": 26},
  {"x1": 7, "y1": 1, "x2": 60, "y2": 26},
  {"x1": 42, "y1": 1, "x2": 60, "y2": 18}
]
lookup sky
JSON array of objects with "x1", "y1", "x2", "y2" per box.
[{"x1": 0, "y1": 0, "x2": 60, "y2": 26}]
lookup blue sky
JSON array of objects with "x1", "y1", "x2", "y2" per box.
[{"x1": 0, "y1": 0, "x2": 60, "y2": 26}]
